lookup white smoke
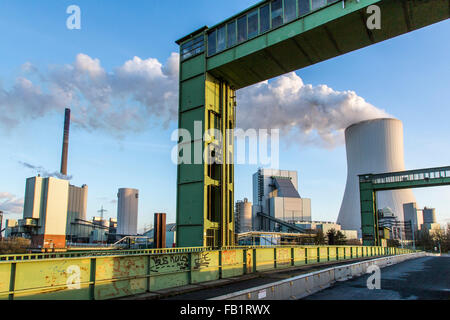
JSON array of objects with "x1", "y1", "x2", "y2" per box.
[
  {"x1": 237, "y1": 72, "x2": 391, "y2": 148},
  {"x1": 18, "y1": 161, "x2": 72, "y2": 180},
  {"x1": 0, "y1": 53, "x2": 389, "y2": 147}
]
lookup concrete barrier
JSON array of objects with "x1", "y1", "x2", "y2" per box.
[{"x1": 210, "y1": 252, "x2": 426, "y2": 300}]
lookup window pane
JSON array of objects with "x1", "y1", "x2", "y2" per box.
[
  {"x1": 260, "y1": 4, "x2": 270, "y2": 33},
  {"x1": 311, "y1": 0, "x2": 326, "y2": 10},
  {"x1": 208, "y1": 30, "x2": 216, "y2": 56},
  {"x1": 181, "y1": 36, "x2": 204, "y2": 60},
  {"x1": 217, "y1": 26, "x2": 226, "y2": 52},
  {"x1": 237, "y1": 16, "x2": 247, "y2": 43},
  {"x1": 284, "y1": 0, "x2": 297, "y2": 22},
  {"x1": 227, "y1": 21, "x2": 236, "y2": 47},
  {"x1": 248, "y1": 10, "x2": 258, "y2": 39},
  {"x1": 298, "y1": 0, "x2": 310, "y2": 16},
  {"x1": 271, "y1": 0, "x2": 283, "y2": 29}
]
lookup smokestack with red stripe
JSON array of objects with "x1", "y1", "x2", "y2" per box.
[{"x1": 60, "y1": 108, "x2": 70, "y2": 176}]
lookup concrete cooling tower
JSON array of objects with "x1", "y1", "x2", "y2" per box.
[
  {"x1": 117, "y1": 188, "x2": 139, "y2": 236},
  {"x1": 337, "y1": 118, "x2": 416, "y2": 236}
]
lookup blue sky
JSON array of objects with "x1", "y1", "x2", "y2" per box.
[{"x1": 1, "y1": 0, "x2": 449, "y2": 232}]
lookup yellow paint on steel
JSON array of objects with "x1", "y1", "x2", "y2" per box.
[
  {"x1": 293, "y1": 247, "x2": 306, "y2": 266},
  {"x1": 0, "y1": 246, "x2": 416, "y2": 300}
]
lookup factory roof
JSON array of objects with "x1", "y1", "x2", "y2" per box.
[{"x1": 272, "y1": 177, "x2": 300, "y2": 198}]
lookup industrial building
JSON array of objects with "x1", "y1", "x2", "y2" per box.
[
  {"x1": 66, "y1": 184, "x2": 88, "y2": 239},
  {"x1": 235, "y1": 198, "x2": 252, "y2": 234},
  {"x1": 403, "y1": 202, "x2": 424, "y2": 237},
  {"x1": 338, "y1": 118, "x2": 416, "y2": 237},
  {"x1": 378, "y1": 207, "x2": 405, "y2": 241},
  {"x1": 117, "y1": 188, "x2": 139, "y2": 236},
  {"x1": 21, "y1": 176, "x2": 69, "y2": 248},
  {"x1": 423, "y1": 207, "x2": 437, "y2": 224},
  {"x1": 294, "y1": 221, "x2": 358, "y2": 240},
  {"x1": 252, "y1": 169, "x2": 311, "y2": 231},
  {"x1": 143, "y1": 223, "x2": 176, "y2": 248}
]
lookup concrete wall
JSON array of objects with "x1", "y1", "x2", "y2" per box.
[
  {"x1": 212, "y1": 252, "x2": 426, "y2": 300},
  {"x1": 23, "y1": 176, "x2": 43, "y2": 219},
  {"x1": 42, "y1": 177, "x2": 69, "y2": 236},
  {"x1": 67, "y1": 184, "x2": 88, "y2": 235}
]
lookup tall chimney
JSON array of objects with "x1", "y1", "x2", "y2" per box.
[{"x1": 60, "y1": 108, "x2": 71, "y2": 176}]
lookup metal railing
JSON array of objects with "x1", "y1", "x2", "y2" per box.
[{"x1": 0, "y1": 245, "x2": 416, "y2": 300}]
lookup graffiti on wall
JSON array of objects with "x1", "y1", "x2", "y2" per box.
[
  {"x1": 193, "y1": 252, "x2": 210, "y2": 270},
  {"x1": 150, "y1": 254, "x2": 189, "y2": 273}
]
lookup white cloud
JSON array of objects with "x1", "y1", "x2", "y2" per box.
[
  {"x1": 0, "y1": 192, "x2": 24, "y2": 215},
  {"x1": 0, "y1": 53, "x2": 179, "y2": 135}
]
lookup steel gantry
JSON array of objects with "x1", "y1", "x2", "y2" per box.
[
  {"x1": 359, "y1": 166, "x2": 450, "y2": 246},
  {"x1": 175, "y1": 0, "x2": 450, "y2": 247}
]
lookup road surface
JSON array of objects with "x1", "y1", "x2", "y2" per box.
[{"x1": 305, "y1": 255, "x2": 450, "y2": 300}]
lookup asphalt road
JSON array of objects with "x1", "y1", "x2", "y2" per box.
[{"x1": 304, "y1": 256, "x2": 450, "y2": 300}]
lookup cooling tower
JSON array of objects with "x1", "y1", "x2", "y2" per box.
[
  {"x1": 337, "y1": 118, "x2": 416, "y2": 236},
  {"x1": 117, "y1": 188, "x2": 139, "y2": 236}
]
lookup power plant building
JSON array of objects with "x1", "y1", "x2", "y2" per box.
[
  {"x1": 235, "y1": 198, "x2": 252, "y2": 233},
  {"x1": 338, "y1": 118, "x2": 416, "y2": 237},
  {"x1": 252, "y1": 169, "x2": 311, "y2": 231},
  {"x1": 117, "y1": 188, "x2": 139, "y2": 236},
  {"x1": 403, "y1": 202, "x2": 423, "y2": 233},
  {"x1": 422, "y1": 207, "x2": 437, "y2": 224},
  {"x1": 66, "y1": 184, "x2": 88, "y2": 237},
  {"x1": 23, "y1": 176, "x2": 69, "y2": 248}
]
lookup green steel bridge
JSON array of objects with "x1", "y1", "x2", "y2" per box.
[
  {"x1": 175, "y1": 0, "x2": 450, "y2": 247},
  {"x1": 359, "y1": 165, "x2": 450, "y2": 246}
]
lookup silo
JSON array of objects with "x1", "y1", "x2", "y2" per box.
[
  {"x1": 236, "y1": 198, "x2": 252, "y2": 233},
  {"x1": 422, "y1": 207, "x2": 436, "y2": 224},
  {"x1": 337, "y1": 118, "x2": 416, "y2": 236},
  {"x1": 117, "y1": 188, "x2": 139, "y2": 236}
]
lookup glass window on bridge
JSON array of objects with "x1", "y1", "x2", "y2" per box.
[
  {"x1": 260, "y1": 4, "x2": 270, "y2": 33},
  {"x1": 298, "y1": 0, "x2": 311, "y2": 16},
  {"x1": 237, "y1": 15, "x2": 247, "y2": 43},
  {"x1": 217, "y1": 26, "x2": 226, "y2": 52},
  {"x1": 284, "y1": 0, "x2": 297, "y2": 22},
  {"x1": 248, "y1": 10, "x2": 259, "y2": 39},
  {"x1": 208, "y1": 30, "x2": 217, "y2": 56},
  {"x1": 312, "y1": 0, "x2": 327, "y2": 11},
  {"x1": 227, "y1": 20, "x2": 237, "y2": 48},
  {"x1": 180, "y1": 35, "x2": 205, "y2": 60},
  {"x1": 271, "y1": 0, "x2": 283, "y2": 29}
]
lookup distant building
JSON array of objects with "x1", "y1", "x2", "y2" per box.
[
  {"x1": 403, "y1": 202, "x2": 424, "y2": 237},
  {"x1": 66, "y1": 184, "x2": 88, "y2": 239},
  {"x1": 117, "y1": 188, "x2": 139, "y2": 236},
  {"x1": 378, "y1": 207, "x2": 411, "y2": 241},
  {"x1": 4, "y1": 219, "x2": 18, "y2": 238},
  {"x1": 23, "y1": 176, "x2": 69, "y2": 249},
  {"x1": 252, "y1": 169, "x2": 311, "y2": 231},
  {"x1": 143, "y1": 223, "x2": 176, "y2": 248},
  {"x1": 422, "y1": 207, "x2": 437, "y2": 224},
  {"x1": 235, "y1": 198, "x2": 252, "y2": 233},
  {"x1": 421, "y1": 222, "x2": 441, "y2": 235}
]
